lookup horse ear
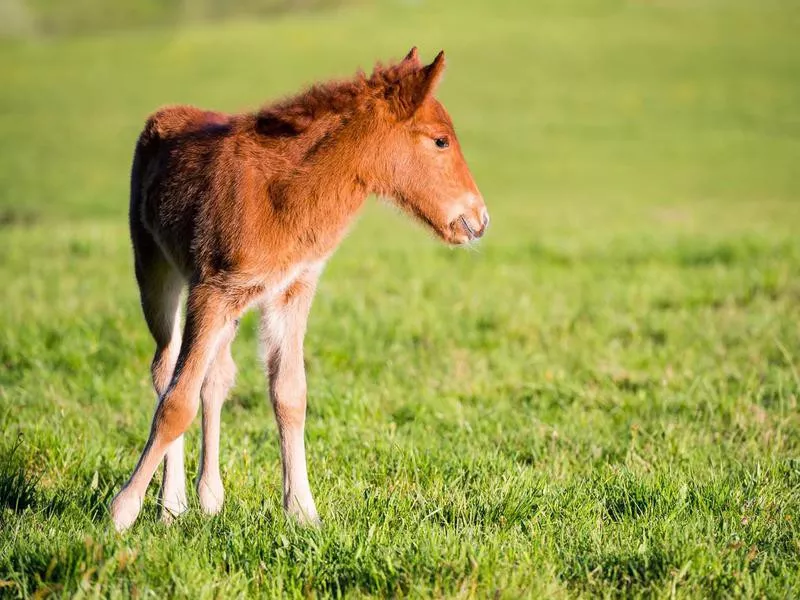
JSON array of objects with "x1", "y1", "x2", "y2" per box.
[
  {"x1": 390, "y1": 50, "x2": 446, "y2": 120},
  {"x1": 422, "y1": 50, "x2": 446, "y2": 94},
  {"x1": 403, "y1": 46, "x2": 421, "y2": 67}
]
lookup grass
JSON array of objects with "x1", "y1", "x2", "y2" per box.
[{"x1": 1, "y1": 0, "x2": 800, "y2": 596}]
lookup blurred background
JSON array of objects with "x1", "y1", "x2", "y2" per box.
[
  {"x1": 1, "y1": 0, "x2": 798, "y2": 232},
  {"x1": 0, "y1": 0, "x2": 354, "y2": 38},
  {"x1": 0, "y1": 0, "x2": 799, "y2": 232},
  {"x1": 2, "y1": 0, "x2": 800, "y2": 595}
]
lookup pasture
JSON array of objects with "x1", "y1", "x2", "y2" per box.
[{"x1": 1, "y1": 0, "x2": 799, "y2": 596}]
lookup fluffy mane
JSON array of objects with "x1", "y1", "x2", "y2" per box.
[{"x1": 254, "y1": 51, "x2": 422, "y2": 137}]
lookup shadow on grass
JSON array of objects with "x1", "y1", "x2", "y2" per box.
[
  {"x1": 561, "y1": 543, "x2": 681, "y2": 596},
  {"x1": 0, "y1": 433, "x2": 119, "y2": 526},
  {"x1": 0, "y1": 435, "x2": 40, "y2": 514}
]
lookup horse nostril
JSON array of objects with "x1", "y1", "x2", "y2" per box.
[
  {"x1": 458, "y1": 209, "x2": 489, "y2": 241},
  {"x1": 476, "y1": 209, "x2": 489, "y2": 237}
]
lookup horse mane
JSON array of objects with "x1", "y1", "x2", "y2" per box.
[{"x1": 254, "y1": 56, "x2": 419, "y2": 137}]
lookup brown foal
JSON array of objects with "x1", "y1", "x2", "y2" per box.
[{"x1": 110, "y1": 48, "x2": 489, "y2": 531}]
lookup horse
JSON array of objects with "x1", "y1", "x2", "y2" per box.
[{"x1": 110, "y1": 47, "x2": 489, "y2": 531}]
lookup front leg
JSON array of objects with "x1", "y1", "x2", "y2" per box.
[{"x1": 260, "y1": 269, "x2": 321, "y2": 524}]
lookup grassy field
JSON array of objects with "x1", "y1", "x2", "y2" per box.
[{"x1": 2, "y1": 0, "x2": 800, "y2": 596}]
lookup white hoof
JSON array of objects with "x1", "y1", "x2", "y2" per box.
[
  {"x1": 160, "y1": 487, "x2": 188, "y2": 524},
  {"x1": 110, "y1": 489, "x2": 143, "y2": 532},
  {"x1": 197, "y1": 477, "x2": 225, "y2": 515},
  {"x1": 285, "y1": 498, "x2": 320, "y2": 526}
]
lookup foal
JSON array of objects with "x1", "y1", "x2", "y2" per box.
[{"x1": 111, "y1": 48, "x2": 489, "y2": 531}]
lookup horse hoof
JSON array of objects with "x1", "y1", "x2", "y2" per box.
[
  {"x1": 160, "y1": 495, "x2": 188, "y2": 525},
  {"x1": 197, "y1": 478, "x2": 225, "y2": 515},
  {"x1": 110, "y1": 490, "x2": 143, "y2": 532}
]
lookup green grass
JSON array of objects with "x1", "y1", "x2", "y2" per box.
[{"x1": 2, "y1": 0, "x2": 800, "y2": 597}]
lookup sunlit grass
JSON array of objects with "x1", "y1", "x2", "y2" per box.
[{"x1": 1, "y1": 0, "x2": 799, "y2": 597}]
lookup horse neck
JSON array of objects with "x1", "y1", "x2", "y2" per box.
[{"x1": 273, "y1": 115, "x2": 380, "y2": 255}]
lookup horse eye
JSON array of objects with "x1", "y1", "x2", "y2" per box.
[{"x1": 434, "y1": 137, "x2": 449, "y2": 149}]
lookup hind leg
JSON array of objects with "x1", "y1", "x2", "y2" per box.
[
  {"x1": 196, "y1": 320, "x2": 238, "y2": 515},
  {"x1": 111, "y1": 228, "x2": 188, "y2": 527},
  {"x1": 111, "y1": 282, "x2": 231, "y2": 531},
  {"x1": 145, "y1": 269, "x2": 189, "y2": 523}
]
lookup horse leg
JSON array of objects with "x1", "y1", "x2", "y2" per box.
[
  {"x1": 110, "y1": 283, "x2": 230, "y2": 531},
  {"x1": 196, "y1": 320, "x2": 238, "y2": 515},
  {"x1": 147, "y1": 274, "x2": 188, "y2": 523},
  {"x1": 260, "y1": 269, "x2": 321, "y2": 524},
  {"x1": 125, "y1": 225, "x2": 190, "y2": 522}
]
